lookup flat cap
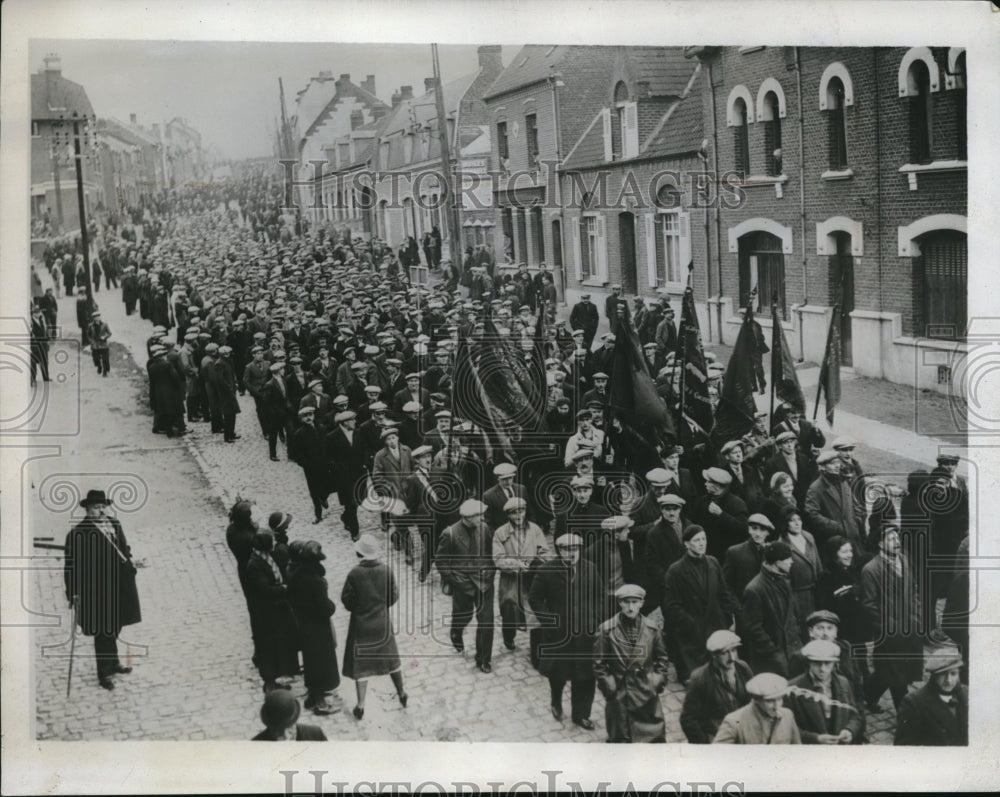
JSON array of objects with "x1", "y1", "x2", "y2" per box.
[
  {"x1": 298, "y1": 406, "x2": 316, "y2": 417},
  {"x1": 493, "y1": 462, "x2": 517, "y2": 478},
  {"x1": 380, "y1": 427, "x2": 399, "y2": 440},
  {"x1": 657, "y1": 493, "x2": 686, "y2": 507},
  {"x1": 570, "y1": 475, "x2": 594, "y2": 488},
  {"x1": 801, "y1": 639, "x2": 841, "y2": 662},
  {"x1": 746, "y1": 673, "x2": 788, "y2": 699},
  {"x1": 459, "y1": 499, "x2": 487, "y2": 518},
  {"x1": 615, "y1": 583, "x2": 645, "y2": 601},
  {"x1": 402, "y1": 401, "x2": 421, "y2": 413},
  {"x1": 645, "y1": 468, "x2": 670, "y2": 486},
  {"x1": 334, "y1": 410, "x2": 357, "y2": 423},
  {"x1": 269, "y1": 362, "x2": 284, "y2": 372},
  {"x1": 601, "y1": 515, "x2": 634, "y2": 531},
  {"x1": 817, "y1": 450, "x2": 840, "y2": 465},
  {"x1": 591, "y1": 371, "x2": 609, "y2": 380},
  {"x1": 706, "y1": 629, "x2": 742, "y2": 653},
  {"x1": 747, "y1": 513, "x2": 775, "y2": 531},
  {"x1": 411, "y1": 445, "x2": 434, "y2": 458},
  {"x1": 806, "y1": 609, "x2": 841, "y2": 628},
  {"x1": 775, "y1": 430, "x2": 797, "y2": 444},
  {"x1": 555, "y1": 533, "x2": 584, "y2": 548},
  {"x1": 503, "y1": 496, "x2": 527, "y2": 512},
  {"x1": 721, "y1": 440, "x2": 745, "y2": 456},
  {"x1": 702, "y1": 467, "x2": 732, "y2": 486},
  {"x1": 571, "y1": 448, "x2": 595, "y2": 462},
  {"x1": 368, "y1": 401, "x2": 388, "y2": 411},
  {"x1": 925, "y1": 650, "x2": 964, "y2": 675}
]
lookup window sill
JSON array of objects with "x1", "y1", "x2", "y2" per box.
[
  {"x1": 821, "y1": 168, "x2": 854, "y2": 181},
  {"x1": 581, "y1": 278, "x2": 609, "y2": 288},
  {"x1": 738, "y1": 173, "x2": 787, "y2": 198},
  {"x1": 898, "y1": 160, "x2": 967, "y2": 190}
]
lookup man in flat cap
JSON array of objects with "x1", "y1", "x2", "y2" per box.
[
  {"x1": 564, "y1": 409, "x2": 605, "y2": 468},
  {"x1": 436, "y1": 499, "x2": 496, "y2": 673},
  {"x1": 593, "y1": 583, "x2": 670, "y2": 742},
  {"x1": 637, "y1": 493, "x2": 687, "y2": 615},
  {"x1": 87, "y1": 309, "x2": 112, "y2": 377},
  {"x1": 662, "y1": 524, "x2": 738, "y2": 684},
  {"x1": 785, "y1": 639, "x2": 863, "y2": 744},
  {"x1": 713, "y1": 673, "x2": 801, "y2": 744},
  {"x1": 741, "y1": 540, "x2": 802, "y2": 677},
  {"x1": 720, "y1": 439, "x2": 764, "y2": 509},
  {"x1": 587, "y1": 515, "x2": 651, "y2": 619},
  {"x1": 529, "y1": 533, "x2": 604, "y2": 729},
  {"x1": 482, "y1": 462, "x2": 528, "y2": 532},
  {"x1": 692, "y1": 467, "x2": 749, "y2": 562},
  {"x1": 262, "y1": 361, "x2": 293, "y2": 461},
  {"x1": 492, "y1": 496, "x2": 550, "y2": 660},
  {"x1": 326, "y1": 410, "x2": 364, "y2": 541},
  {"x1": 569, "y1": 293, "x2": 599, "y2": 352},
  {"x1": 894, "y1": 651, "x2": 967, "y2": 746},
  {"x1": 214, "y1": 345, "x2": 241, "y2": 443},
  {"x1": 804, "y1": 450, "x2": 866, "y2": 557},
  {"x1": 680, "y1": 630, "x2": 753, "y2": 743},
  {"x1": 764, "y1": 429, "x2": 814, "y2": 507},
  {"x1": 291, "y1": 406, "x2": 332, "y2": 524}
]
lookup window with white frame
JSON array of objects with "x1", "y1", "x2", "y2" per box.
[
  {"x1": 644, "y1": 186, "x2": 690, "y2": 288},
  {"x1": 572, "y1": 213, "x2": 607, "y2": 282},
  {"x1": 583, "y1": 215, "x2": 600, "y2": 279}
]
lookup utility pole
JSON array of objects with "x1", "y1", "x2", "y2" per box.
[
  {"x1": 279, "y1": 78, "x2": 293, "y2": 160},
  {"x1": 71, "y1": 114, "x2": 94, "y2": 303},
  {"x1": 431, "y1": 43, "x2": 462, "y2": 273},
  {"x1": 50, "y1": 142, "x2": 65, "y2": 233}
]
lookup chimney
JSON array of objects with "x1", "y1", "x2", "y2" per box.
[
  {"x1": 337, "y1": 73, "x2": 352, "y2": 89},
  {"x1": 130, "y1": 113, "x2": 137, "y2": 125},
  {"x1": 477, "y1": 45, "x2": 503, "y2": 73},
  {"x1": 317, "y1": 70, "x2": 333, "y2": 79},
  {"x1": 372, "y1": 106, "x2": 388, "y2": 121},
  {"x1": 350, "y1": 109, "x2": 364, "y2": 130},
  {"x1": 399, "y1": 85, "x2": 414, "y2": 100},
  {"x1": 391, "y1": 91, "x2": 402, "y2": 109},
  {"x1": 43, "y1": 53, "x2": 62, "y2": 75},
  {"x1": 424, "y1": 77, "x2": 437, "y2": 94},
  {"x1": 361, "y1": 74, "x2": 376, "y2": 95}
]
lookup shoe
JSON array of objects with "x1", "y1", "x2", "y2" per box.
[
  {"x1": 114, "y1": 665, "x2": 132, "y2": 674},
  {"x1": 504, "y1": 640, "x2": 516, "y2": 652},
  {"x1": 573, "y1": 717, "x2": 595, "y2": 730},
  {"x1": 313, "y1": 517, "x2": 322, "y2": 525},
  {"x1": 225, "y1": 438, "x2": 236, "y2": 443},
  {"x1": 99, "y1": 677, "x2": 115, "y2": 690},
  {"x1": 452, "y1": 639, "x2": 464, "y2": 654},
  {"x1": 321, "y1": 499, "x2": 329, "y2": 509},
  {"x1": 270, "y1": 456, "x2": 280, "y2": 462},
  {"x1": 352, "y1": 706, "x2": 365, "y2": 720},
  {"x1": 398, "y1": 692, "x2": 408, "y2": 708},
  {"x1": 866, "y1": 701, "x2": 885, "y2": 714},
  {"x1": 478, "y1": 662, "x2": 492, "y2": 674},
  {"x1": 312, "y1": 699, "x2": 340, "y2": 716},
  {"x1": 551, "y1": 704, "x2": 563, "y2": 721},
  {"x1": 230, "y1": 434, "x2": 242, "y2": 440}
]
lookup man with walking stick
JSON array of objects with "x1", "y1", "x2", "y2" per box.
[{"x1": 63, "y1": 489, "x2": 142, "y2": 690}]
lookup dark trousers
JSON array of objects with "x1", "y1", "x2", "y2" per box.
[
  {"x1": 94, "y1": 631, "x2": 121, "y2": 680},
  {"x1": 93, "y1": 347, "x2": 110, "y2": 375},
  {"x1": 413, "y1": 521, "x2": 436, "y2": 576},
  {"x1": 268, "y1": 418, "x2": 291, "y2": 458},
  {"x1": 451, "y1": 586, "x2": 495, "y2": 665},
  {"x1": 125, "y1": 299, "x2": 136, "y2": 316},
  {"x1": 252, "y1": 395, "x2": 269, "y2": 434},
  {"x1": 223, "y1": 411, "x2": 237, "y2": 441},
  {"x1": 304, "y1": 467, "x2": 329, "y2": 520},
  {"x1": 864, "y1": 671, "x2": 909, "y2": 710},
  {"x1": 186, "y1": 395, "x2": 201, "y2": 422},
  {"x1": 500, "y1": 599, "x2": 525, "y2": 648},
  {"x1": 337, "y1": 490, "x2": 359, "y2": 538},
  {"x1": 31, "y1": 345, "x2": 50, "y2": 383},
  {"x1": 549, "y1": 676, "x2": 597, "y2": 721}
]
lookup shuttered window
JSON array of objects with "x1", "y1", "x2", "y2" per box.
[
  {"x1": 738, "y1": 231, "x2": 786, "y2": 319},
  {"x1": 826, "y1": 77, "x2": 849, "y2": 170},
  {"x1": 918, "y1": 231, "x2": 967, "y2": 339},
  {"x1": 733, "y1": 98, "x2": 750, "y2": 177}
]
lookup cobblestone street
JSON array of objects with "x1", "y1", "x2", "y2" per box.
[{"x1": 28, "y1": 285, "x2": 906, "y2": 743}]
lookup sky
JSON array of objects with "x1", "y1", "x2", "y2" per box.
[{"x1": 28, "y1": 40, "x2": 513, "y2": 160}]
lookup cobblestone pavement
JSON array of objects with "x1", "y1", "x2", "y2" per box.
[{"x1": 30, "y1": 283, "x2": 906, "y2": 743}]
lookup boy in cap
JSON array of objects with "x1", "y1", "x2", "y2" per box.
[
  {"x1": 436, "y1": 499, "x2": 496, "y2": 673},
  {"x1": 894, "y1": 651, "x2": 967, "y2": 746},
  {"x1": 87, "y1": 310, "x2": 112, "y2": 376},
  {"x1": 593, "y1": 584, "x2": 670, "y2": 742},
  {"x1": 741, "y1": 540, "x2": 802, "y2": 677},
  {"x1": 692, "y1": 467, "x2": 750, "y2": 562},
  {"x1": 713, "y1": 673, "x2": 801, "y2": 744},
  {"x1": 785, "y1": 639, "x2": 863, "y2": 744},
  {"x1": 252, "y1": 691, "x2": 327, "y2": 741},
  {"x1": 680, "y1": 629, "x2": 753, "y2": 743},
  {"x1": 292, "y1": 406, "x2": 332, "y2": 523}
]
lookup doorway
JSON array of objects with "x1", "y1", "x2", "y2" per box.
[
  {"x1": 618, "y1": 212, "x2": 637, "y2": 295},
  {"x1": 830, "y1": 231, "x2": 855, "y2": 365}
]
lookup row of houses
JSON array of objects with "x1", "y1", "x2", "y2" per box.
[
  {"x1": 31, "y1": 54, "x2": 207, "y2": 235},
  {"x1": 290, "y1": 44, "x2": 968, "y2": 395}
]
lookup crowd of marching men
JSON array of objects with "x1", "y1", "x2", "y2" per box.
[{"x1": 53, "y1": 167, "x2": 969, "y2": 744}]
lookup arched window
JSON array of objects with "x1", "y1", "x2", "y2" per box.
[
  {"x1": 732, "y1": 98, "x2": 750, "y2": 177},
  {"x1": 760, "y1": 91, "x2": 782, "y2": 176},
  {"x1": 907, "y1": 59, "x2": 933, "y2": 164},
  {"x1": 954, "y1": 50, "x2": 966, "y2": 160},
  {"x1": 738, "y1": 231, "x2": 786, "y2": 318},
  {"x1": 826, "y1": 77, "x2": 848, "y2": 170},
  {"x1": 612, "y1": 81, "x2": 629, "y2": 161}
]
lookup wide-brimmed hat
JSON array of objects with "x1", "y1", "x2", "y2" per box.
[
  {"x1": 267, "y1": 511, "x2": 292, "y2": 532},
  {"x1": 80, "y1": 489, "x2": 112, "y2": 507}
]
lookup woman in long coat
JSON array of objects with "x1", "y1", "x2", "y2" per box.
[
  {"x1": 816, "y1": 535, "x2": 871, "y2": 648},
  {"x1": 286, "y1": 540, "x2": 342, "y2": 715},
  {"x1": 779, "y1": 506, "x2": 823, "y2": 634},
  {"x1": 662, "y1": 525, "x2": 738, "y2": 683},
  {"x1": 341, "y1": 534, "x2": 406, "y2": 719},
  {"x1": 528, "y1": 533, "x2": 604, "y2": 728},
  {"x1": 244, "y1": 530, "x2": 301, "y2": 693}
]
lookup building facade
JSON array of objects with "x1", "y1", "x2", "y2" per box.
[{"x1": 689, "y1": 45, "x2": 967, "y2": 394}]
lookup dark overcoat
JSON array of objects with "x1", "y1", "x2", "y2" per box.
[
  {"x1": 528, "y1": 558, "x2": 605, "y2": 681},
  {"x1": 894, "y1": 682, "x2": 968, "y2": 746},
  {"x1": 63, "y1": 516, "x2": 141, "y2": 636},
  {"x1": 860, "y1": 554, "x2": 923, "y2": 687},
  {"x1": 680, "y1": 659, "x2": 753, "y2": 743},
  {"x1": 287, "y1": 560, "x2": 340, "y2": 693},
  {"x1": 741, "y1": 568, "x2": 802, "y2": 677}
]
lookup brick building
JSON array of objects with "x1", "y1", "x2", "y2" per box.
[
  {"x1": 687, "y1": 46, "x2": 967, "y2": 394},
  {"x1": 558, "y1": 47, "x2": 708, "y2": 317},
  {"x1": 30, "y1": 54, "x2": 103, "y2": 235},
  {"x1": 97, "y1": 116, "x2": 160, "y2": 218}
]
